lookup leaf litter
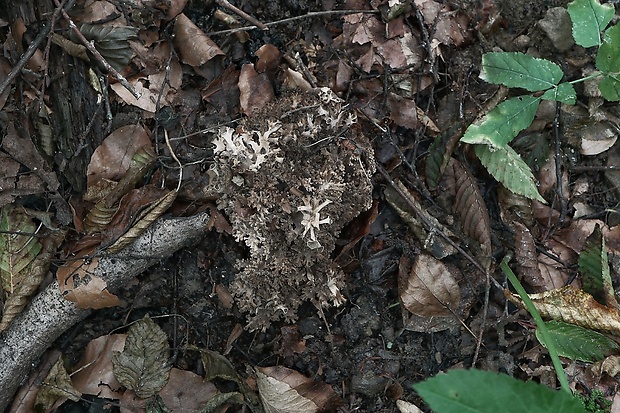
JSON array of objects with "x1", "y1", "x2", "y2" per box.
[{"x1": 4, "y1": 0, "x2": 620, "y2": 411}]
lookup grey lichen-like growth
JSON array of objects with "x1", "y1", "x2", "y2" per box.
[{"x1": 210, "y1": 88, "x2": 375, "y2": 330}]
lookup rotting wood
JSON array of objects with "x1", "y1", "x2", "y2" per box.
[{"x1": 0, "y1": 212, "x2": 210, "y2": 411}]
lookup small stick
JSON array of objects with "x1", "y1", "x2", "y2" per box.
[
  {"x1": 52, "y1": 0, "x2": 141, "y2": 100},
  {"x1": 215, "y1": 0, "x2": 268, "y2": 30}
]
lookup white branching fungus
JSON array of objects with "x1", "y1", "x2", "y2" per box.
[{"x1": 298, "y1": 197, "x2": 332, "y2": 249}]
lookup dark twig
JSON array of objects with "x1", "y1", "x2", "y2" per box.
[
  {"x1": 215, "y1": 0, "x2": 268, "y2": 30},
  {"x1": 52, "y1": 0, "x2": 140, "y2": 99},
  {"x1": 204, "y1": 9, "x2": 379, "y2": 36},
  {"x1": 553, "y1": 102, "x2": 568, "y2": 224}
]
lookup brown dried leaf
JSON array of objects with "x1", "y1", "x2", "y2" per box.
[
  {"x1": 506, "y1": 286, "x2": 620, "y2": 335},
  {"x1": 446, "y1": 158, "x2": 492, "y2": 256},
  {"x1": 239, "y1": 63, "x2": 275, "y2": 115},
  {"x1": 399, "y1": 253, "x2": 461, "y2": 317},
  {"x1": 34, "y1": 357, "x2": 81, "y2": 411},
  {"x1": 173, "y1": 13, "x2": 224, "y2": 67},
  {"x1": 257, "y1": 366, "x2": 342, "y2": 413},
  {"x1": 86, "y1": 125, "x2": 152, "y2": 196},
  {"x1": 57, "y1": 256, "x2": 121, "y2": 309},
  {"x1": 72, "y1": 334, "x2": 126, "y2": 399},
  {"x1": 514, "y1": 221, "x2": 546, "y2": 292}
]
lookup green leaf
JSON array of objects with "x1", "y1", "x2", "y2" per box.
[
  {"x1": 536, "y1": 320, "x2": 620, "y2": 362},
  {"x1": 112, "y1": 316, "x2": 171, "y2": 399},
  {"x1": 461, "y1": 96, "x2": 540, "y2": 147},
  {"x1": 597, "y1": 24, "x2": 620, "y2": 72},
  {"x1": 598, "y1": 74, "x2": 620, "y2": 101},
  {"x1": 481, "y1": 52, "x2": 563, "y2": 91},
  {"x1": 414, "y1": 370, "x2": 586, "y2": 413},
  {"x1": 567, "y1": 0, "x2": 614, "y2": 48},
  {"x1": 475, "y1": 144, "x2": 546, "y2": 203},
  {"x1": 579, "y1": 224, "x2": 616, "y2": 307},
  {"x1": 541, "y1": 83, "x2": 577, "y2": 104}
]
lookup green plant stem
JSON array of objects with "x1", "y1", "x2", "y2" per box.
[
  {"x1": 568, "y1": 72, "x2": 605, "y2": 85},
  {"x1": 500, "y1": 255, "x2": 572, "y2": 394}
]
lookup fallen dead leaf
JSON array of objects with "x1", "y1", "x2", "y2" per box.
[
  {"x1": 257, "y1": 366, "x2": 342, "y2": 413},
  {"x1": 173, "y1": 13, "x2": 224, "y2": 67},
  {"x1": 239, "y1": 63, "x2": 275, "y2": 115}
]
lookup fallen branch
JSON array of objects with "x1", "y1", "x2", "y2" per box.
[{"x1": 0, "y1": 212, "x2": 210, "y2": 411}]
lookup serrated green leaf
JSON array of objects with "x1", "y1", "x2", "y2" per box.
[
  {"x1": 481, "y1": 52, "x2": 563, "y2": 91},
  {"x1": 567, "y1": 0, "x2": 614, "y2": 48},
  {"x1": 461, "y1": 96, "x2": 540, "y2": 147},
  {"x1": 475, "y1": 144, "x2": 546, "y2": 203},
  {"x1": 536, "y1": 320, "x2": 620, "y2": 362},
  {"x1": 597, "y1": 24, "x2": 620, "y2": 72},
  {"x1": 541, "y1": 82, "x2": 577, "y2": 104},
  {"x1": 598, "y1": 74, "x2": 620, "y2": 101},
  {"x1": 579, "y1": 224, "x2": 616, "y2": 307},
  {"x1": 414, "y1": 369, "x2": 586, "y2": 413},
  {"x1": 112, "y1": 316, "x2": 171, "y2": 399}
]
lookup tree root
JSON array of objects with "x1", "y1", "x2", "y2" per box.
[{"x1": 0, "y1": 212, "x2": 210, "y2": 411}]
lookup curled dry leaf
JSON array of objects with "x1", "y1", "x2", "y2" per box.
[
  {"x1": 399, "y1": 253, "x2": 461, "y2": 318},
  {"x1": 72, "y1": 334, "x2": 126, "y2": 399},
  {"x1": 513, "y1": 221, "x2": 547, "y2": 292},
  {"x1": 505, "y1": 286, "x2": 620, "y2": 335},
  {"x1": 445, "y1": 158, "x2": 492, "y2": 256},
  {"x1": 173, "y1": 13, "x2": 224, "y2": 67},
  {"x1": 257, "y1": 366, "x2": 342, "y2": 413}
]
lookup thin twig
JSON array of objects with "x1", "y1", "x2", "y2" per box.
[
  {"x1": 205, "y1": 9, "x2": 379, "y2": 36},
  {"x1": 553, "y1": 102, "x2": 568, "y2": 224},
  {"x1": 52, "y1": 0, "x2": 140, "y2": 99},
  {"x1": 215, "y1": 0, "x2": 267, "y2": 30}
]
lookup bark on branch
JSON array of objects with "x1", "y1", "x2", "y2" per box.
[{"x1": 0, "y1": 212, "x2": 210, "y2": 411}]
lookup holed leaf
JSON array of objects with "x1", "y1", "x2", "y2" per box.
[
  {"x1": 579, "y1": 224, "x2": 616, "y2": 308},
  {"x1": 536, "y1": 320, "x2": 620, "y2": 362},
  {"x1": 461, "y1": 96, "x2": 540, "y2": 147},
  {"x1": 597, "y1": 24, "x2": 620, "y2": 72},
  {"x1": 414, "y1": 369, "x2": 585, "y2": 413},
  {"x1": 568, "y1": 0, "x2": 614, "y2": 48},
  {"x1": 475, "y1": 144, "x2": 546, "y2": 203},
  {"x1": 112, "y1": 315, "x2": 171, "y2": 398},
  {"x1": 481, "y1": 52, "x2": 563, "y2": 92}
]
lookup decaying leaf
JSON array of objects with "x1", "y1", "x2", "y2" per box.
[
  {"x1": 257, "y1": 366, "x2": 342, "y2": 413},
  {"x1": 0, "y1": 229, "x2": 64, "y2": 332},
  {"x1": 77, "y1": 24, "x2": 139, "y2": 71},
  {"x1": 57, "y1": 255, "x2": 121, "y2": 309},
  {"x1": 592, "y1": 355, "x2": 620, "y2": 377},
  {"x1": 513, "y1": 221, "x2": 546, "y2": 292},
  {"x1": 505, "y1": 286, "x2": 620, "y2": 335},
  {"x1": 173, "y1": 13, "x2": 224, "y2": 67},
  {"x1": 579, "y1": 224, "x2": 617, "y2": 309},
  {"x1": 112, "y1": 316, "x2": 171, "y2": 399},
  {"x1": 444, "y1": 158, "x2": 492, "y2": 256},
  {"x1": 239, "y1": 63, "x2": 275, "y2": 115},
  {"x1": 399, "y1": 253, "x2": 461, "y2": 317},
  {"x1": 34, "y1": 357, "x2": 81, "y2": 411},
  {"x1": 384, "y1": 181, "x2": 457, "y2": 259},
  {"x1": 425, "y1": 123, "x2": 464, "y2": 189},
  {"x1": 72, "y1": 334, "x2": 126, "y2": 399}
]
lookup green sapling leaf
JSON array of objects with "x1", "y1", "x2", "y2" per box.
[
  {"x1": 541, "y1": 82, "x2": 577, "y2": 104},
  {"x1": 475, "y1": 144, "x2": 546, "y2": 203},
  {"x1": 481, "y1": 52, "x2": 563, "y2": 91},
  {"x1": 598, "y1": 74, "x2": 620, "y2": 101},
  {"x1": 536, "y1": 320, "x2": 620, "y2": 362},
  {"x1": 567, "y1": 0, "x2": 614, "y2": 48},
  {"x1": 414, "y1": 369, "x2": 586, "y2": 413},
  {"x1": 461, "y1": 96, "x2": 540, "y2": 147},
  {"x1": 596, "y1": 24, "x2": 620, "y2": 72}
]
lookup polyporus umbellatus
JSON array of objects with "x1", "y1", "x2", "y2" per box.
[{"x1": 211, "y1": 88, "x2": 375, "y2": 330}]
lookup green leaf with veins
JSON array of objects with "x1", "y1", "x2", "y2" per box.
[
  {"x1": 541, "y1": 82, "x2": 577, "y2": 105},
  {"x1": 598, "y1": 74, "x2": 620, "y2": 101},
  {"x1": 597, "y1": 24, "x2": 620, "y2": 72},
  {"x1": 475, "y1": 144, "x2": 546, "y2": 203},
  {"x1": 481, "y1": 52, "x2": 563, "y2": 91},
  {"x1": 414, "y1": 369, "x2": 586, "y2": 413},
  {"x1": 567, "y1": 0, "x2": 614, "y2": 48},
  {"x1": 461, "y1": 96, "x2": 540, "y2": 147},
  {"x1": 536, "y1": 320, "x2": 620, "y2": 362}
]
